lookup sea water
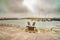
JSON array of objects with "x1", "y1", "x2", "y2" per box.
[{"x1": 0, "y1": 20, "x2": 60, "y2": 28}]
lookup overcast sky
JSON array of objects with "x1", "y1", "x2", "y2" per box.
[{"x1": 0, "y1": 0, "x2": 60, "y2": 18}]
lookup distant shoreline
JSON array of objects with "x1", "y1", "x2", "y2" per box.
[{"x1": 0, "y1": 18, "x2": 60, "y2": 21}]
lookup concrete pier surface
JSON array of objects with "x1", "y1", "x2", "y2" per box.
[{"x1": 0, "y1": 26, "x2": 60, "y2": 40}]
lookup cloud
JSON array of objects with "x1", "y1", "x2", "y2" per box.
[
  {"x1": 3, "y1": 0, "x2": 29, "y2": 13},
  {"x1": 0, "y1": 0, "x2": 60, "y2": 18}
]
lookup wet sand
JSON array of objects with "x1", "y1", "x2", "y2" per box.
[{"x1": 0, "y1": 26, "x2": 59, "y2": 40}]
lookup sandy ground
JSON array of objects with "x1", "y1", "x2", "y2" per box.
[{"x1": 0, "y1": 26, "x2": 60, "y2": 40}]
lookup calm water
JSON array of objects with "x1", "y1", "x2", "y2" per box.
[{"x1": 0, "y1": 20, "x2": 60, "y2": 29}]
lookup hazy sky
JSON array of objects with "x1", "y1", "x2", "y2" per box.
[{"x1": 0, "y1": 0, "x2": 60, "y2": 18}]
